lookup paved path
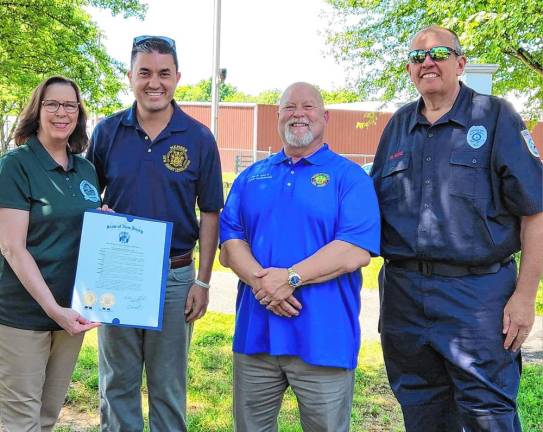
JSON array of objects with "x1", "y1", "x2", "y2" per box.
[{"x1": 209, "y1": 271, "x2": 543, "y2": 364}]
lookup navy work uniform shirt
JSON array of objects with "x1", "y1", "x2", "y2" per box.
[
  {"x1": 221, "y1": 144, "x2": 380, "y2": 369},
  {"x1": 371, "y1": 83, "x2": 543, "y2": 266},
  {"x1": 87, "y1": 102, "x2": 224, "y2": 256}
]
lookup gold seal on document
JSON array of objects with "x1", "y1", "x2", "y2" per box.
[
  {"x1": 83, "y1": 291, "x2": 97, "y2": 309},
  {"x1": 100, "y1": 293, "x2": 116, "y2": 310}
]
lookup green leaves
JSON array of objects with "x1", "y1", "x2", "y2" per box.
[
  {"x1": 325, "y1": 0, "x2": 543, "y2": 118},
  {"x1": 0, "y1": 0, "x2": 146, "y2": 150}
]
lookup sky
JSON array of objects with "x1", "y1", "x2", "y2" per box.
[{"x1": 88, "y1": 0, "x2": 348, "y2": 96}]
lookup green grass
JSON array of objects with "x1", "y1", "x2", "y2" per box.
[{"x1": 56, "y1": 312, "x2": 543, "y2": 432}]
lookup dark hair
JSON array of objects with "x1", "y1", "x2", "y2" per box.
[
  {"x1": 130, "y1": 38, "x2": 179, "y2": 71},
  {"x1": 14, "y1": 76, "x2": 89, "y2": 154}
]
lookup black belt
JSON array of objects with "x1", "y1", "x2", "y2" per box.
[
  {"x1": 386, "y1": 257, "x2": 512, "y2": 277},
  {"x1": 170, "y1": 251, "x2": 193, "y2": 269}
]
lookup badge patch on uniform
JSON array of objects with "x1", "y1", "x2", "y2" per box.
[
  {"x1": 163, "y1": 145, "x2": 190, "y2": 172},
  {"x1": 79, "y1": 180, "x2": 100, "y2": 202},
  {"x1": 521, "y1": 129, "x2": 540, "y2": 158},
  {"x1": 311, "y1": 173, "x2": 330, "y2": 187},
  {"x1": 466, "y1": 125, "x2": 487, "y2": 149}
]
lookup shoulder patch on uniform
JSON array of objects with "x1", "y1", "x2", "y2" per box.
[
  {"x1": 80, "y1": 180, "x2": 100, "y2": 202},
  {"x1": 521, "y1": 129, "x2": 540, "y2": 158},
  {"x1": 163, "y1": 145, "x2": 190, "y2": 172},
  {"x1": 466, "y1": 125, "x2": 487, "y2": 149},
  {"x1": 311, "y1": 173, "x2": 330, "y2": 187}
]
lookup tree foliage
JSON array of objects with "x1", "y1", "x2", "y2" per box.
[
  {"x1": 0, "y1": 0, "x2": 147, "y2": 151},
  {"x1": 325, "y1": 0, "x2": 543, "y2": 117},
  {"x1": 175, "y1": 79, "x2": 360, "y2": 105}
]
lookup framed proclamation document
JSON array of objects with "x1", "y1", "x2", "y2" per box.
[{"x1": 72, "y1": 210, "x2": 173, "y2": 330}]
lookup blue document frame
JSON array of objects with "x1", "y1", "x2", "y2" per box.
[{"x1": 72, "y1": 209, "x2": 173, "y2": 330}]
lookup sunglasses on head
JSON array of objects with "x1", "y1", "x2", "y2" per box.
[
  {"x1": 408, "y1": 46, "x2": 462, "y2": 64},
  {"x1": 132, "y1": 35, "x2": 176, "y2": 51}
]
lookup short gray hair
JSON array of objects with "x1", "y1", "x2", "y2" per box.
[{"x1": 412, "y1": 25, "x2": 464, "y2": 55}]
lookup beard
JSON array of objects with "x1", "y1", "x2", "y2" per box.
[{"x1": 284, "y1": 119, "x2": 314, "y2": 148}]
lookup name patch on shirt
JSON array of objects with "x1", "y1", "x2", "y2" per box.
[
  {"x1": 248, "y1": 173, "x2": 272, "y2": 182},
  {"x1": 163, "y1": 145, "x2": 190, "y2": 172},
  {"x1": 311, "y1": 173, "x2": 330, "y2": 187},
  {"x1": 79, "y1": 180, "x2": 100, "y2": 202},
  {"x1": 466, "y1": 125, "x2": 487, "y2": 149},
  {"x1": 521, "y1": 129, "x2": 540, "y2": 158}
]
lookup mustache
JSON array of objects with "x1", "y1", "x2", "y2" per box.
[{"x1": 287, "y1": 117, "x2": 310, "y2": 126}]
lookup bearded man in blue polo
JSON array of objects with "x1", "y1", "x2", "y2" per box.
[{"x1": 220, "y1": 82, "x2": 380, "y2": 432}]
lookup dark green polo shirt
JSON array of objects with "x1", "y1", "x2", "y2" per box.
[{"x1": 0, "y1": 136, "x2": 100, "y2": 330}]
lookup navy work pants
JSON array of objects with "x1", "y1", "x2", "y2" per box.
[{"x1": 379, "y1": 261, "x2": 522, "y2": 431}]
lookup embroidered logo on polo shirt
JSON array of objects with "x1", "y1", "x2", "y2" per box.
[
  {"x1": 466, "y1": 125, "x2": 487, "y2": 149},
  {"x1": 79, "y1": 180, "x2": 100, "y2": 202},
  {"x1": 311, "y1": 173, "x2": 330, "y2": 187},
  {"x1": 521, "y1": 129, "x2": 540, "y2": 158},
  {"x1": 163, "y1": 145, "x2": 190, "y2": 172}
]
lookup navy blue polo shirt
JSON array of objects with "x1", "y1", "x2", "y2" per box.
[
  {"x1": 87, "y1": 102, "x2": 223, "y2": 256},
  {"x1": 220, "y1": 144, "x2": 380, "y2": 369},
  {"x1": 371, "y1": 83, "x2": 543, "y2": 265}
]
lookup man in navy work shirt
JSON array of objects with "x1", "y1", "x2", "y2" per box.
[
  {"x1": 371, "y1": 25, "x2": 543, "y2": 431},
  {"x1": 86, "y1": 36, "x2": 223, "y2": 431},
  {"x1": 220, "y1": 82, "x2": 380, "y2": 432}
]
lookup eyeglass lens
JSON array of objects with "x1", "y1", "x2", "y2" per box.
[{"x1": 42, "y1": 100, "x2": 79, "y2": 113}]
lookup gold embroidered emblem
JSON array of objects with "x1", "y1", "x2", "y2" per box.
[{"x1": 163, "y1": 145, "x2": 190, "y2": 172}]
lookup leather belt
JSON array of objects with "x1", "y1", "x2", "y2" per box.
[
  {"x1": 170, "y1": 251, "x2": 193, "y2": 269},
  {"x1": 386, "y1": 257, "x2": 512, "y2": 277}
]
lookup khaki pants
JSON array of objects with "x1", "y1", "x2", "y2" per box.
[{"x1": 0, "y1": 324, "x2": 83, "y2": 432}]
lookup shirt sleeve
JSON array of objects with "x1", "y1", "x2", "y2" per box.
[
  {"x1": 492, "y1": 101, "x2": 543, "y2": 216},
  {"x1": 0, "y1": 153, "x2": 31, "y2": 211},
  {"x1": 335, "y1": 163, "x2": 381, "y2": 256},
  {"x1": 220, "y1": 173, "x2": 247, "y2": 244},
  {"x1": 196, "y1": 127, "x2": 224, "y2": 212}
]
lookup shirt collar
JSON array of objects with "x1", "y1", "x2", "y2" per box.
[
  {"x1": 408, "y1": 82, "x2": 470, "y2": 132},
  {"x1": 121, "y1": 101, "x2": 190, "y2": 132},
  {"x1": 270, "y1": 143, "x2": 334, "y2": 166},
  {"x1": 28, "y1": 135, "x2": 75, "y2": 172}
]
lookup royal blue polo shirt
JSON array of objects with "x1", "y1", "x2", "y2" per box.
[
  {"x1": 371, "y1": 83, "x2": 543, "y2": 266},
  {"x1": 220, "y1": 144, "x2": 380, "y2": 369},
  {"x1": 87, "y1": 102, "x2": 223, "y2": 255}
]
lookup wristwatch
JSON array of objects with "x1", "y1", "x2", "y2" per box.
[{"x1": 287, "y1": 267, "x2": 302, "y2": 289}]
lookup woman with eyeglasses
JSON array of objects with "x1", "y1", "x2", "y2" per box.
[{"x1": 0, "y1": 76, "x2": 102, "y2": 431}]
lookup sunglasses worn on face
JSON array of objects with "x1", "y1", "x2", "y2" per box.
[
  {"x1": 42, "y1": 100, "x2": 79, "y2": 113},
  {"x1": 408, "y1": 46, "x2": 461, "y2": 64},
  {"x1": 133, "y1": 35, "x2": 176, "y2": 52}
]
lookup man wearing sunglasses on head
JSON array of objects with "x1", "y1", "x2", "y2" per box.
[
  {"x1": 86, "y1": 35, "x2": 223, "y2": 431},
  {"x1": 371, "y1": 25, "x2": 543, "y2": 431}
]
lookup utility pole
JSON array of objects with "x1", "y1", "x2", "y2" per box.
[{"x1": 210, "y1": 0, "x2": 222, "y2": 137}]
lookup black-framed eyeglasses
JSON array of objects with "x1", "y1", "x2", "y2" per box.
[
  {"x1": 408, "y1": 46, "x2": 462, "y2": 64},
  {"x1": 41, "y1": 100, "x2": 80, "y2": 113},
  {"x1": 133, "y1": 35, "x2": 176, "y2": 52}
]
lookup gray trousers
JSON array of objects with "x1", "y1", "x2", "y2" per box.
[
  {"x1": 98, "y1": 265, "x2": 194, "y2": 432},
  {"x1": 234, "y1": 353, "x2": 355, "y2": 432}
]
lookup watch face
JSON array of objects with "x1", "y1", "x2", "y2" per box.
[{"x1": 289, "y1": 274, "x2": 301, "y2": 286}]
